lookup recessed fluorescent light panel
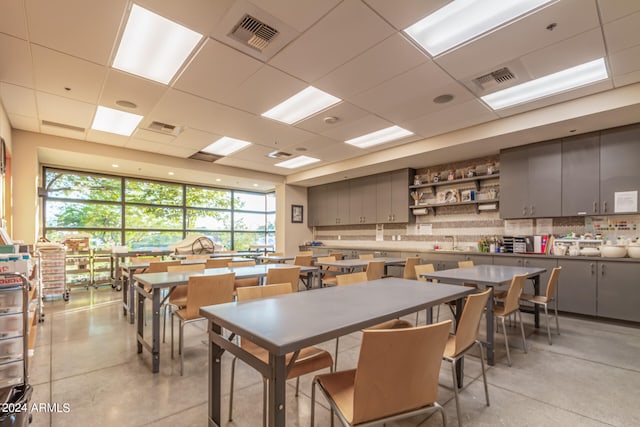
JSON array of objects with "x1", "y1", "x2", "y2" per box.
[
  {"x1": 404, "y1": 0, "x2": 552, "y2": 56},
  {"x1": 113, "y1": 4, "x2": 202, "y2": 84},
  {"x1": 201, "y1": 137, "x2": 252, "y2": 156},
  {"x1": 481, "y1": 58, "x2": 608, "y2": 110},
  {"x1": 274, "y1": 155, "x2": 320, "y2": 169},
  {"x1": 91, "y1": 106, "x2": 143, "y2": 136},
  {"x1": 262, "y1": 86, "x2": 341, "y2": 124},
  {"x1": 345, "y1": 126, "x2": 413, "y2": 149}
]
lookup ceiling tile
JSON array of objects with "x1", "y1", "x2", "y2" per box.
[
  {"x1": 401, "y1": 99, "x2": 497, "y2": 138},
  {"x1": 0, "y1": 34, "x2": 33, "y2": 87},
  {"x1": 26, "y1": 0, "x2": 128, "y2": 65},
  {"x1": 8, "y1": 114, "x2": 39, "y2": 133},
  {"x1": 603, "y1": 11, "x2": 640, "y2": 53},
  {"x1": 0, "y1": 0, "x2": 28, "y2": 39},
  {"x1": 125, "y1": 137, "x2": 170, "y2": 152},
  {"x1": 40, "y1": 124, "x2": 86, "y2": 140},
  {"x1": 134, "y1": 0, "x2": 234, "y2": 35},
  {"x1": 158, "y1": 144, "x2": 199, "y2": 158},
  {"x1": 100, "y1": 70, "x2": 167, "y2": 116},
  {"x1": 174, "y1": 38, "x2": 263, "y2": 102},
  {"x1": 214, "y1": 156, "x2": 288, "y2": 175},
  {"x1": 269, "y1": 0, "x2": 395, "y2": 82},
  {"x1": 349, "y1": 61, "x2": 473, "y2": 123},
  {"x1": 86, "y1": 129, "x2": 129, "y2": 147},
  {"x1": 363, "y1": 0, "x2": 450, "y2": 30},
  {"x1": 320, "y1": 114, "x2": 394, "y2": 142},
  {"x1": 249, "y1": 0, "x2": 341, "y2": 33},
  {"x1": 314, "y1": 34, "x2": 428, "y2": 99},
  {"x1": 597, "y1": 0, "x2": 640, "y2": 23},
  {"x1": 0, "y1": 83, "x2": 37, "y2": 118},
  {"x1": 171, "y1": 128, "x2": 220, "y2": 150},
  {"x1": 32, "y1": 45, "x2": 107, "y2": 103},
  {"x1": 294, "y1": 102, "x2": 369, "y2": 135},
  {"x1": 132, "y1": 129, "x2": 176, "y2": 144},
  {"x1": 435, "y1": 0, "x2": 601, "y2": 81},
  {"x1": 613, "y1": 70, "x2": 640, "y2": 88},
  {"x1": 214, "y1": 65, "x2": 307, "y2": 115},
  {"x1": 36, "y1": 92, "x2": 95, "y2": 129},
  {"x1": 609, "y1": 44, "x2": 640, "y2": 82}
]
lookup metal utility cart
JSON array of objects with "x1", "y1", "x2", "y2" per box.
[
  {"x1": 0, "y1": 273, "x2": 32, "y2": 426},
  {"x1": 36, "y1": 243, "x2": 67, "y2": 301}
]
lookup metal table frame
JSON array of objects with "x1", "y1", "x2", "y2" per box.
[
  {"x1": 422, "y1": 264, "x2": 545, "y2": 365},
  {"x1": 314, "y1": 257, "x2": 406, "y2": 277},
  {"x1": 201, "y1": 278, "x2": 473, "y2": 427},
  {"x1": 134, "y1": 264, "x2": 319, "y2": 373}
]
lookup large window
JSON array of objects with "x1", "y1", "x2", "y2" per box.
[{"x1": 43, "y1": 168, "x2": 275, "y2": 250}]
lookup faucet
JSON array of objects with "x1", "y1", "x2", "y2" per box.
[{"x1": 444, "y1": 235, "x2": 457, "y2": 250}]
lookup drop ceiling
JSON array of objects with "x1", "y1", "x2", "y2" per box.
[{"x1": 1, "y1": 0, "x2": 640, "y2": 191}]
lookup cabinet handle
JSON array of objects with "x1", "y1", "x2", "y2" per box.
[
  {"x1": 530, "y1": 205, "x2": 535, "y2": 216},
  {"x1": 590, "y1": 263, "x2": 594, "y2": 275},
  {"x1": 522, "y1": 206, "x2": 527, "y2": 216},
  {"x1": 392, "y1": 214, "x2": 395, "y2": 221},
  {"x1": 603, "y1": 201, "x2": 607, "y2": 212},
  {"x1": 593, "y1": 201, "x2": 598, "y2": 213},
  {"x1": 601, "y1": 264, "x2": 605, "y2": 276}
]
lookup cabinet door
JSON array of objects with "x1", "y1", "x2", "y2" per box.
[
  {"x1": 389, "y1": 169, "x2": 411, "y2": 222},
  {"x1": 376, "y1": 173, "x2": 392, "y2": 223},
  {"x1": 493, "y1": 256, "x2": 523, "y2": 267},
  {"x1": 556, "y1": 259, "x2": 597, "y2": 316},
  {"x1": 522, "y1": 257, "x2": 557, "y2": 296},
  {"x1": 349, "y1": 177, "x2": 377, "y2": 224},
  {"x1": 335, "y1": 181, "x2": 350, "y2": 224},
  {"x1": 307, "y1": 186, "x2": 324, "y2": 226},
  {"x1": 600, "y1": 124, "x2": 640, "y2": 214},
  {"x1": 597, "y1": 261, "x2": 640, "y2": 322},
  {"x1": 527, "y1": 142, "x2": 562, "y2": 217},
  {"x1": 499, "y1": 147, "x2": 529, "y2": 218},
  {"x1": 465, "y1": 254, "x2": 492, "y2": 265},
  {"x1": 562, "y1": 133, "x2": 600, "y2": 216}
]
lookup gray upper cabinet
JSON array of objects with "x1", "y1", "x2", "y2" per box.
[
  {"x1": 377, "y1": 169, "x2": 412, "y2": 223},
  {"x1": 349, "y1": 176, "x2": 377, "y2": 224},
  {"x1": 307, "y1": 185, "x2": 324, "y2": 227},
  {"x1": 325, "y1": 181, "x2": 350, "y2": 225},
  {"x1": 500, "y1": 142, "x2": 561, "y2": 218},
  {"x1": 600, "y1": 123, "x2": 640, "y2": 214},
  {"x1": 562, "y1": 133, "x2": 600, "y2": 216}
]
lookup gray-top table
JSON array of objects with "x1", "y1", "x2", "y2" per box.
[
  {"x1": 200, "y1": 278, "x2": 474, "y2": 427},
  {"x1": 314, "y1": 257, "x2": 406, "y2": 276},
  {"x1": 134, "y1": 263, "x2": 319, "y2": 373},
  {"x1": 422, "y1": 264, "x2": 546, "y2": 365},
  {"x1": 256, "y1": 254, "x2": 320, "y2": 263},
  {"x1": 111, "y1": 249, "x2": 172, "y2": 291},
  {"x1": 171, "y1": 251, "x2": 260, "y2": 260}
]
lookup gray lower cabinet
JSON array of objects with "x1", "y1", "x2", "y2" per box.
[
  {"x1": 464, "y1": 254, "x2": 493, "y2": 265},
  {"x1": 556, "y1": 259, "x2": 597, "y2": 316},
  {"x1": 562, "y1": 132, "x2": 600, "y2": 216},
  {"x1": 422, "y1": 253, "x2": 463, "y2": 271},
  {"x1": 600, "y1": 123, "x2": 640, "y2": 214},
  {"x1": 597, "y1": 261, "x2": 640, "y2": 322}
]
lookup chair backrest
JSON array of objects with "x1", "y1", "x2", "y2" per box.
[
  {"x1": 293, "y1": 255, "x2": 313, "y2": 267},
  {"x1": 414, "y1": 263, "x2": 435, "y2": 281},
  {"x1": 452, "y1": 289, "x2": 492, "y2": 356},
  {"x1": 130, "y1": 256, "x2": 161, "y2": 263},
  {"x1": 359, "y1": 253, "x2": 374, "y2": 260},
  {"x1": 298, "y1": 250, "x2": 314, "y2": 256},
  {"x1": 316, "y1": 256, "x2": 336, "y2": 271},
  {"x1": 183, "y1": 272, "x2": 235, "y2": 319},
  {"x1": 545, "y1": 267, "x2": 562, "y2": 301},
  {"x1": 270, "y1": 252, "x2": 284, "y2": 257},
  {"x1": 336, "y1": 271, "x2": 368, "y2": 286},
  {"x1": 403, "y1": 257, "x2": 421, "y2": 279},
  {"x1": 329, "y1": 252, "x2": 344, "y2": 260},
  {"x1": 458, "y1": 260, "x2": 474, "y2": 268},
  {"x1": 205, "y1": 257, "x2": 233, "y2": 268},
  {"x1": 352, "y1": 320, "x2": 452, "y2": 425},
  {"x1": 185, "y1": 254, "x2": 209, "y2": 260},
  {"x1": 503, "y1": 273, "x2": 528, "y2": 314},
  {"x1": 228, "y1": 260, "x2": 256, "y2": 267},
  {"x1": 266, "y1": 266, "x2": 301, "y2": 291},
  {"x1": 236, "y1": 282, "x2": 292, "y2": 301},
  {"x1": 167, "y1": 264, "x2": 206, "y2": 272},
  {"x1": 146, "y1": 260, "x2": 181, "y2": 273},
  {"x1": 366, "y1": 260, "x2": 385, "y2": 281}
]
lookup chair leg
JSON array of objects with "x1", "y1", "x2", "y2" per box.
[
  {"x1": 477, "y1": 341, "x2": 490, "y2": 407},
  {"x1": 415, "y1": 311, "x2": 419, "y2": 326},
  {"x1": 179, "y1": 320, "x2": 185, "y2": 375},
  {"x1": 229, "y1": 357, "x2": 237, "y2": 422},
  {"x1": 334, "y1": 338, "x2": 340, "y2": 370},
  {"x1": 500, "y1": 316, "x2": 511, "y2": 367},
  {"x1": 262, "y1": 378, "x2": 267, "y2": 427},
  {"x1": 311, "y1": 379, "x2": 316, "y2": 427},
  {"x1": 170, "y1": 312, "x2": 174, "y2": 359},
  {"x1": 544, "y1": 303, "x2": 552, "y2": 345},
  {"x1": 162, "y1": 304, "x2": 167, "y2": 343},
  {"x1": 518, "y1": 310, "x2": 527, "y2": 354},
  {"x1": 554, "y1": 300, "x2": 560, "y2": 335},
  {"x1": 295, "y1": 377, "x2": 300, "y2": 397},
  {"x1": 450, "y1": 359, "x2": 462, "y2": 427},
  {"x1": 435, "y1": 402, "x2": 448, "y2": 427}
]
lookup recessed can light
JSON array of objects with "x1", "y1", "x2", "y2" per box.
[
  {"x1": 295, "y1": 147, "x2": 307, "y2": 152},
  {"x1": 433, "y1": 94, "x2": 454, "y2": 104},
  {"x1": 116, "y1": 100, "x2": 138, "y2": 109},
  {"x1": 112, "y1": 164, "x2": 119, "y2": 168},
  {"x1": 168, "y1": 171, "x2": 175, "y2": 175}
]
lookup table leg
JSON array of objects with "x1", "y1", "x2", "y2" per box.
[
  {"x1": 268, "y1": 354, "x2": 287, "y2": 427},
  {"x1": 533, "y1": 276, "x2": 540, "y2": 328},
  {"x1": 152, "y1": 289, "x2": 161, "y2": 373},
  {"x1": 485, "y1": 289, "x2": 495, "y2": 366},
  {"x1": 208, "y1": 321, "x2": 223, "y2": 427},
  {"x1": 122, "y1": 272, "x2": 128, "y2": 317},
  {"x1": 136, "y1": 286, "x2": 144, "y2": 354},
  {"x1": 128, "y1": 271, "x2": 136, "y2": 324},
  {"x1": 454, "y1": 298, "x2": 464, "y2": 387}
]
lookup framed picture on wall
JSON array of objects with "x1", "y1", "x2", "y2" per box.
[{"x1": 291, "y1": 204, "x2": 303, "y2": 223}]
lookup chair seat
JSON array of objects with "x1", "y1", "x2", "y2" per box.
[
  {"x1": 520, "y1": 293, "x2": 550, "y2": 304},
  {"x1": 174, "y1": 307, "x2": 203, "y2": 322},
  {"x1": 170, "y1": 296, "x2": 187, "y2": 308},
  {"x1": 242, "y1": 340, "x2": 333, "y2": 379},
  {"x1": 323, "y1": 276, "x2": 338, "y2": 286},
  {"x1": 234, "y1": 278, "x2": 260, "y2": 288},
  {"x1": 493, "y1": 290, "x2": 507, "y2": 299},
  {"x1": 494, "y1": 305, "x2": 518, "y2": 317},
  {"x1": 316, "y1": 369, "x2": 357, "y2": 423}
]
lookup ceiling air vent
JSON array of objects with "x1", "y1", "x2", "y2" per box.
[
  {"x1": 146, "y1": 121, "x2": 183, "y2": 136},
  {"x1": 229, "y1": 14, "x2": 279, "y2": 52},
  {"x1": 189, "y1": 152, "x2": 222, "y2": 162},
  {"x1": 267, "y1": 150, "x2": 291, "y2": 159},
  {"x1": 473, "y1": 67, "x2": 516, "y2": 91},
  {"x1": 41, "y1": 120, "x2": 85, "y2": 133}
]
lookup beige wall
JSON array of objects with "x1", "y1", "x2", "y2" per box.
[{"x1": 275, "y1": 183, "x2": 312, "y2": 255}]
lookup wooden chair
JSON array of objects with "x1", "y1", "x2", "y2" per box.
[
  {"x1": 311, "y1": 320, "x2": 452, "y2": 427},
  {"x1": 457, "y1": 260, "x2": 479, "y2": 289},
  {"x1": 317, "y1": 256, "x2": 338, "y2": 286},
  {"x1": 494, "y1": 273, "x2": 528, "y2": 366},
  {"x1": 170, "y1": 272, "x2": 235, "y2": 375},
  {"x1": 415, "y1": 263, "x2": 440, "y2": 324},
  {"x1": 228, "y1": 260, "x2": 259, "y2": 288},
  {"x1": 520, "y1": 267, "x2": 562, "y2": 345},
  {"x1": 297, "y1": 250, "x2": 314, "y2": 256},
  {"x1": 265, "y1": 266, "x2": 301, "y2": 292},
  {"x1": 366, "y1": 260, "x2": 385, "y2": 281},
  {"x1": 184, "y1": 254, "x2": 209, "y2": 260},
  {"x1": 443, "y1": 289, "x2": 492, "y2": 426},
  {"x1": 358, "y1": 253, "x2": 374, "y2": 272},
  {"x1": 336, "y1": 271, "x2": 368, "y2": 286},
  {"x1": 229, "y1": 283, "x2": 334, "y2": 426},
  {"x1": 163, "y1": 264, "x2": 205, "y2": 342},
  {"x1": 329, "y1": 252, "x2": 344, "y2": 260},
  {"x1": 293, "y1": 255, "x2": 314, "y2": 289},
  {"x1": 403, "y1": 257, "x2": 421, "y2": 280},
  {"x1": 205, "y1": 257, "x2": 232, "y2": 268}
]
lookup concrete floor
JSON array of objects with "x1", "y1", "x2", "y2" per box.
[{"x1": 27, "y1": 286, "x2": 640, "y2": 427}]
